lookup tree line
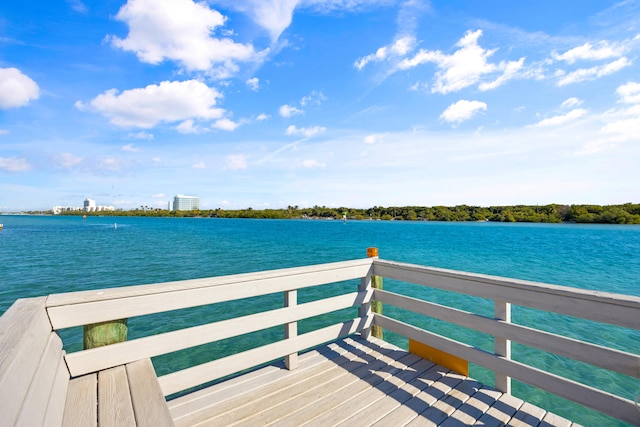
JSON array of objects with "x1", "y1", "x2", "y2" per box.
[{"x1": 53, "y1": 203, "x2": 640, "y2": 224}]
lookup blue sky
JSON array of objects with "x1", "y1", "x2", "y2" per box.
[{"x1": 1, "y1": 0, "x2": 639, "y2": 211}]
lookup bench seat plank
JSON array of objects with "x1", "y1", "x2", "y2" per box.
[
  {"x1": 63, "y1": 373, "x2": 97, "y2": 427},
  {"x1": 98, "y1": 365, "x2": 135, "y2": 427},
  {"x1": 126, "y1": 358, "x2": 174, "y2": 427}
]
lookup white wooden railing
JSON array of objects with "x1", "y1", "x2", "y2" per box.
[{"x1": 42, "y1": 254, "x2": 640, "y2": 425}]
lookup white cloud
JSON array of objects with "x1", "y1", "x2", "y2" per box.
[
  {"x1": 300, "y1": 90, "x2": 327, "y2": 106},
  {"x1": 0, "y1": 68, "x2": 39, "y2": 109},
  {"x1": 67, "y1": 0, "x2": 87, "y2": 13},
  {"x1": 242, "y1": 0, "x2": 300, "y2": 42},
  {"x1": 176, "y1": 119, "x2": 206, "y2": 134},
  {"x1": 355, "y1": 36, "x2": 416, "y2": 70},
  {"x1": 285, "y1": 125, "x2": 326, "y2": 137},
  {"x1": 55, "y1": 153, "x2": 83, "y2": 168},
  {"x1": 122, "y1": 143, "x2": 140, "y2": 152},
  {"x1": 0, "y1": 157, "x2": 31, "y2": 172},
  {"x1": 76, "y1": 80, "x2": 224, "y2": 128},
  {"x1": 617, "y1": 81, "x2": 640, "y2": 104},
  {"x1": 109, "y1": 0, "x2": 264, "y2": 77},
  {"x1": 398, "y1": 30, "x2": 523, "y2": 94},
  {"x1": 556, "y1": 57, "x2": 631, "y2": 86},
  {"x1": 226, "y1": 154, "x2": 247, "y2": 170},
  {"x1": 364, "y1": 133, "x2": 385, "y2": 144},
  {"x1": 279, "y1": 104, "x2": 303, "y2": 118},
  {"x1": 128, "y1": 131, "x2": 154, "y2": 140},
  {"x1": 246, "y1": 77, "x2": 260, "y2": 91},
  {"x1": 552, "y1": 41, "x2": 627, "y2": 64},
  {"x1": 98, "y1": 157, "x2": 122, "y2": 172},
  {"x1": 440, "y1": 100, "x2": 487, "y2": 125},
  {"x1": 192, "y1": 161, "x2": 206, "y2": 169},
  {"x1": 256, "y1": 113, "x2": 270, "y2": 121},
  {"x1": 302, "y1": 159, "x2": 326, "y2": 168},
  {"x1": 212, "y1": 118, "x2": 241, "y2": 131},
  {"x1": 561, "y1": 97, "x2": 583, "y2": 109},
  {"x1": 533, "y1": 108, "x2": 588, "y2": 127}
]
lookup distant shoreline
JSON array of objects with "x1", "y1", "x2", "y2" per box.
[{"x1": 10, "y1": 203, "x2": 640, "y2": 225}]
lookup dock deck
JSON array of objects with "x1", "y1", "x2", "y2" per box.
[{"x1": 168, "y1": 336, "x2": 577, "y2": 427}]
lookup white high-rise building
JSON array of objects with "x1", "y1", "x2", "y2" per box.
[
  {"x1": 173, "y1": 195, "x2": 200, "y2": 211},
  {"x1": 84, "y1": 198, "x2": 96, "y2": 212}
]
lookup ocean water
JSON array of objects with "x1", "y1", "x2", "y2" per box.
[{"x1": 0, "y1": 215, "x2": 638, "y2": 425}]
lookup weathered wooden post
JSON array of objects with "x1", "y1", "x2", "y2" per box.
[
  {"x1": 367, "y1": 247, "x2": 383, "y2": 339},
  {"x1": 83, "y1": 319, "x2": 127, "y2": 349}
]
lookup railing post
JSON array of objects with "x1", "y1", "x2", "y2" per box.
[
  {"x1": 83, "y1": 319, "x2": 127, "y2": 349},
  {"x1": 494, "y1": 300, "x2": 511, "y2": 393},
  {"x1": 367, "y1": 247, "x2": 383, "y2": 340},
  {"x1": 284, "y1": 289, "x2": 298, "y2": 370}
]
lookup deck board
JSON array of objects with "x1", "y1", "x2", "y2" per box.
[{"x1": 165, "y1": 336, "x2": 576, "y2": 427}]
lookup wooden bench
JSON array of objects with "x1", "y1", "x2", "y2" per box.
[{"x1": 0, "y1": 298, "x2": 174, "y2": 426}]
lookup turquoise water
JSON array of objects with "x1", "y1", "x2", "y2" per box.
[{"x1": 1, "y1": 215, "x2": 639, "y2": 425}]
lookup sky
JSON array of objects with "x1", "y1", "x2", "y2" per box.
[{"x1": 1, "y1": 0, "x2": 640, "y2": 211}]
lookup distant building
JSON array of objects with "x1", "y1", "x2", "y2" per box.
[
  {"x1": 173, "y1": 194, "x2": 200, "y2": 211},
  {"x1": 52, "y1": 198, "x2": 114, "y2": 215}
]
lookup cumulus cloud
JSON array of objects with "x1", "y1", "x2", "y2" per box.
[
  {"x1": 355, "y1": 36, "x2": 416, "y2": 70},
  {"x1": 285, "y1": 125, "x2": 326, "y2": 137},
  {"x1": 0, "y1": 157, "x2": 31, "y2": 172},
  {"x1": 556, "y1": 57, "x2": 631, "y2": 86},
  {"x1": 212, "y1": 118, "x2": 241, "y2": 131},
  {"x1": 226, "y1": 154, "x2": 247, "y2": 170},
  {"x1": 76, "y1": 80, "x2": 225, "y2": 128},
  {"x1": 109, "y1": 0, "x2": 264, "y2": 77},
  {"x1": 279, "y1": 104, "x2": 303, "y2": 118},
  {"x1": 552, "y1": 41, "x2": 627, "y2": 64},
  {"x1": 256, "y1": 113, "x2": 270, "y2": 121},
  {"x1": 397, "y1": 30, "x2": 524, "y2": 94},
  {"x1": 617, "y1": 81, "x2": 640, "y2": 104},
  {"x1": 0, "y1": 68, "x2": 40, "y2": 109},
  {"x1": 533, "y1": 108, "x2": 588, "y2": 127},
  {"x1": 122, "y1": 144, "x2": 139, "y2": 152},
  {"x1": 246, "y1": 77, "x2": 260, "y2": 91},
  {"x1": 440, "y1": 100, "x2": 487, "y2": 125},
  {"x1": 176, "y1": 119, "x2": 206, "y2": 134}
]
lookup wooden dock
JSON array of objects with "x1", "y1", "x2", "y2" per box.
[{"x1": 1, "y1": 250, "x2": 638, "y2": 426}]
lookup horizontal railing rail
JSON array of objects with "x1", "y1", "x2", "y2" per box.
[{"x1": 371, "y1": 258, "x2": 640, "y2": 426}]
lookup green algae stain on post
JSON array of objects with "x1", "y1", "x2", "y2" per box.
[
  {"x1": 367, "y1": 247, "x2": 383, "y2": 340},
  {"x1": 83, "y1": 319, "x2": 127, "y2": 349}
]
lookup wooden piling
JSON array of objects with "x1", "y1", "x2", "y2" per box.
[
  {"x1": 367, "y1": 247, "x2": 383, "y2": 339},
  {"x1": 83, "y1": 319, "x2": 127, "y2": 349}
]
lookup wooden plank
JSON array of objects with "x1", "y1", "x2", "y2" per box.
[
  {"x1": 0, "y1": 297, "x2": 52, "y2": 426},
  {"x1": 169, "y1": 337, "x2": 369, "y2": 422},
  {"x1": 158, "y1": 317, "x2": 371, "y2": 396},
  {"x1": 541, "y1": 411, "x2": 574, "y2": 427},
  {"x1": 476, "y1": 391, "x2": 524, "y2": 426},
  {"x1": 376, "y1": 289, "x2": 640, "y2": 378},
  {"x1": 98, "y1": 366, "x2": 135, "y2": 427},
  {"x1": 63, "y1": 373, "x2": 97, "y2": 427},
  {"x1": 46, "y1": 258, "x2": 373, "y2": 306},
  {"x1": 439, "y1": 385, "x2": 498, "y2": 426},
  {"x1": 172, "y1": 337, "x2": 379, "y2": 427},
  {"x1": 44, "y1": 356, "x2": 71, "y2": 427},
  {"x1": 373, "y1": 259, "x2": 640, "y2": 329},
  {"x1": 376, "y1": 314, "x2": 640, "y2": 425},
  {"x1": 15, "y1": 333, "x2": 64, "y2": 426},
  {"x1": 47, "y1": 260, "x2": 373, "y2": 328},
  {"x1": 228, "y1": 344, "x2": 402, "y2": 426},
  {"x1": 368, "y1": 368, "x2": 462, "y2": 426},
  {"x1": 65, "y1": 290, "x2": 372, "y2": 377},
  {"x1": 296, "y1": 354, "x2": 432, "y2": 427},
  {"x1": 509, "y1": 401, "x2": 547, "y2": 426},
  {"x1": 126, "y1": 358, "x2": 174, "y2": 427}
]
